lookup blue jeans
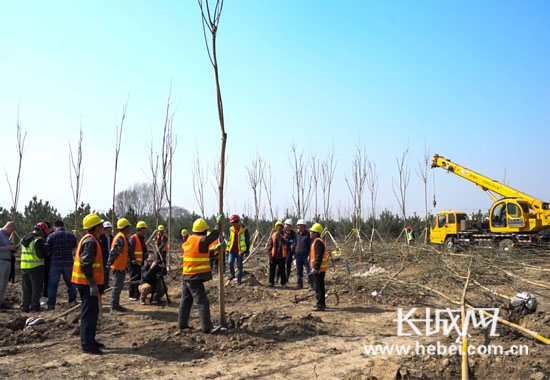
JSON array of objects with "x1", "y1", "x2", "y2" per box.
[
  {"x1": 295, "y1": 253, "x2": 313, "y2": 288},
  {"x1": 48, "y1": 264, "x2": 77, "y2": 309},
  {"x1": 227, "y1": 251, "x2": 243, "y2": 282}
]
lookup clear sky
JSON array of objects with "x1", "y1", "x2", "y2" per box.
[{"x1": 1, "y1": 1, "x2": 549, "y2": 220}]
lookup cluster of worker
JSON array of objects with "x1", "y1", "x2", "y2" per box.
[{"x1": 0, "y1": 213, "x2": 329, "y2": 355}]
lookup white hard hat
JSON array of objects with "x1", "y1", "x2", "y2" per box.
[
  {"x1": 296, "y1": 219, "x2": 306, "y2": 226},
  {"x1": 103, "y1": 221, "x2": 113, "y2": 228},
  {"x1": 284, "y1": 219, "x2": 293, "y2": 226}
]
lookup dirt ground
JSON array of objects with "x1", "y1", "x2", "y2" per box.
[{"x1": 0, "y1": 241, "x2": 549, "y2": 380}]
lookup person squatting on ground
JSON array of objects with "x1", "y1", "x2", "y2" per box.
[
  {"x1": 128, "y1": 221, "x2": 148, "y2": 301},
  {"x1": 0, "y1": 221, "x2": 17, "y2": 311},
  {"x1": 99, "y1": 221, "x2": 113, "y2": 288},
  {"x1": 293, "y1": 219, "x2": 313, "y2": 290},
  {"x1": 45, "y1": 220, "x2": 77, "y2": 310},
  {"x1": 268, "y1": 221, "x2": 290, "y2": 287},
  {"x1": 226, "y1": 214, "x2": 250, "y2": 285},
  {"x1": 20, "y1": 222, "x2": 49, "y2": 312},
  {"x1": 156, "y1": 225, "x2": 169, "y2": 264},
  {"x1": 139, "y1": 252, "x2": 167, "y2": 305},
  {"x1": 71, "y1": 213, "x2": 106, "y2": 355},
  {"x1": 107, "y1": 218, "x2": 132, "y2": 313},
  {"x1": 178, "y1": 217, "x2": 221, "y2": 334},
  {"x1": 283, "y1": 219, "x2": 296, "y2": 283},
  {"x1": 310, "y1": 223, "x2": 328, "y2": 311}
]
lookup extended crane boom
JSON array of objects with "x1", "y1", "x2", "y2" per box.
[{"x1": 431, "y1": 154, "x2": 549, "y2": 212}]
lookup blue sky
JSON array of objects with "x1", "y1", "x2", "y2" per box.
[{"x1": 1, "y1": 1, "x2": 549, "y2": 220}]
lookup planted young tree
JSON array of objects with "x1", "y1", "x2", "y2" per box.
[
  {"x1": 320, "y1": 147, "x2": 337, "y2": 228},
  {"x1": 416, "y1": 143, "x2": 430, "y2": 244},
  {"x1": 198, "y1": 0, "x2": 227, "y2": 326},
  {"x1": 262, "y1": 162, "x2": 275, "y2": 222},
  {"x1": 148, "y1": 138, "x2": 165, "y2": 226},
  {"x1": 246, "y1": 152, "x2": 265, "y2": 233},
  {"x1": 69, "y1": 123, "x2": 84, "y2": 230},
  {"x1": 111, "y1": 98, "x2": 128, "y2": 226},
  {"x1": 161, "y1": 87, "x2": 177, "y2": 268},
  {"x1": 393, "y1": 146, "x2": 411, "y2": 246},
  {"x1": 345, "y1": 145, "x2": 368, "y2": 255},
  {"x1": 311, "y1": 155, "x2": 320, "y2": 220},
  {"x1": 5, "y1": 106, "x2": 27, "y2": 220},
  {"x1": 290, "y1": 143, "x2": 313, "y2": 219},
  {"x1": 192, "y1": 145, "x2": 208, "y2": 218},
  {"x1": 366, "y1": 158, "x2": 381, "y2": 253}
]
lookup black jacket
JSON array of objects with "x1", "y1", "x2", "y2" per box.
[
  {"x1": 293, "y1": 230, "x2": 311, "y2": 255},
  {"x1": 99, "y1": 233, "x2": 113, "y2": 267},
  {"x1": 141, "y1": 261, "x2": 167, "y2": 286},
  {"x1": 283, "y1": 229, "x2": 296, "y2": 257}
]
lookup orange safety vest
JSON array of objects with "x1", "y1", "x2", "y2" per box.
[
  {"x1": 310, "y1": 237, "x2": 328, "y2": 273},
  {"x1": 110, "y1": 232, "x2": 128, "y2": 270},
  {"x1": 182, "y1": 235, "x2": 211, "y2": 275},
  {"x1": 72, "y1": 234, "x2": 104, "y2": 286},
  {"x1": 156, "y1": 233, "x2": 168, "y2": 252},
  {"x1": 131, "y1": 233, "x2": 144, "y2": 264},
  {"x1": 271, "y1": 232, "x2": 288, "y2": 258}
]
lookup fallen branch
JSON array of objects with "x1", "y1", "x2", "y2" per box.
[{"x1": 491, "y1": 265, "x2": 550, "y2": 290}]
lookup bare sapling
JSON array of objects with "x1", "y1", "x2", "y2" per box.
[
  {"x1": 198, "y1": 0, "x2": 227, "y2": 327},
  {"x1": 69, "y1": 122, "x2": 84, "y2": 231},
  {"x1": 192, "y1": 144, "x2": 208, "y2": 218},
  {"x1": 345, "y1": 145, "x2": 368, "y2": 256},
  {"x1": 366, "y1": 158, "x2": 380, "y2": 254},
  {"x1": 5, "y1": 105, "x2": 27, "y2": 219},
  {"x1": 416, "y1": 143, "x2": 430, "y2": 244},
  {"x1": 392, "y1": 146, "x2": 411, "y2": 247},
  {"x1": 161, "y1": 87, "x2": 177, "y2": 269},
  {"x1": 148, "y1": 138, "x2": 165, "y2": 226},
  {"x1": 262, "y1": 162, "x2": 275, "y2": 222},
  {"x1": 320, "y1": 147, "x2": 337, "y2": 229},
  {"x1": 111, "y1": 97, "x2": 128, "y2": 226},
  {"x1": 290, "y1": 143, "x2": 313, "y2": 219},
  {"x1": 246, "y1": 152, "x2": 265, "y2": 239}
]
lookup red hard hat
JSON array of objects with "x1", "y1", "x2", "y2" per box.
[
  {"x1": 229, "y1": 214, "x2": 240, "y2": 223},
  {"x1": 406, "y1": 226, "x2": 411, "y2": 231},
  {"x1": 35, "y1": 222, "x2": 49, "y2": 235}
]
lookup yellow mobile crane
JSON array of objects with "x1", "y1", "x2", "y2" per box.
[{"x1": 430, "y1": 154, "x2": 550, "y2": 252}]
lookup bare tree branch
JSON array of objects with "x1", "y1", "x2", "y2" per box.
[
  {"x1": 5, "y1": 104, "x2": 27, "y2": 218},
  {"x1": 111, "y1": 96, "x2": 129, "y2": 225},
  {"x1": 69, "y1": 121, "x2": 84, "y2": 230}
]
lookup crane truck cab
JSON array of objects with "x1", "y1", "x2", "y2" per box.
[{"x1": 430, "y1": 211, "x2": 468, "y2": 251}]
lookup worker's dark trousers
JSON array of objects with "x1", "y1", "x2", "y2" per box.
[
  {"x1": 269, "y1": 258, "x2": 286, "y2": 286},
  {"x1": 110, "y1": 270, "x2": 125, "y2": 308},
  {"x1": 178, "y1": 280, "x2": 213, "y2": 332},
  {"x1": 295, "y1": 253, "x2": 313, "y2": 288},
  {"x1": 312, "y1": 272, "x2": 326, "y2": 308},
  {"x1": 79, "y1": 286, "x2": 99, "y2": 349},
  {"x1": 21, "y1": 268, "x2": 44, "y2": 311},
  {"x1": 42, "y1": 255, "x2": 51, "y2": 297},
  {"x1": 285, "y1": 253, "x2": 294, "y2": 282},
  {"x1": 128, "y1": 264, "x2": 141, "y2": 299}
]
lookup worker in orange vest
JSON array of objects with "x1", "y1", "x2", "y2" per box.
[
  {"x1": 107, "y1": 218, "x2": 132, "y2": 313},
  {"x1": 309, "y1": 223, "x2": 328, "y2": 311},
  {"x1": 178, "y1": 217, "x2": 221, "y2": 333},
  {"x1": 71, "y1": 214, "x2": 105, "y2": 355},
  {"x1": 128, "y1": 221, "x2": 148, "y2": 301},
  {"x1": 267, "y1": 221, "x2": 290, "y2": 287},
  {"x1": 156, "y1": 225, "x2": 169, "y2": 263}
]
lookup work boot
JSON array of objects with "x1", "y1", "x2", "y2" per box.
[
  {"x1": 295, "y1": 284, "x2": 303, "y2": 290},
  {"x1": 139, "y1": 298, "x2": 146, "y2": 305},
  {"x1": 82, "y1": 346, "x2": 103, "y2": 355},
  {"x1": 94, "y1": 340, "x2": 105, "y2": 348},
  {"x1": 204, "y1": 325, "x2": 222, "y2": 334},
  {"x1": 110, "y1": 305, "x2": 129, "y2": 313},
  {"x1": 311, "y1": 305, "x2": 326, "y2": 312}
]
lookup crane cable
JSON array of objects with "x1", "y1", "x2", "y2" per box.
[{"x1": 432, "y1": 170, "x2": 437, "y2": 208}]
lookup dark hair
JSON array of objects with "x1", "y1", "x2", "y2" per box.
[
  {"x1": 43, "y1": 221, "x2": 52, "y2": 228},
  {"x1": 54, "y1": 220, "x2": 64, "y2": 228}
]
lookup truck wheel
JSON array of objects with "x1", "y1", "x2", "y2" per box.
[
  {"x1": 444, "y1": 237, "x2": 456, "y2": 253},
  {"x1": 498, "y1": 239, "x2": 515, "y2": 253}
]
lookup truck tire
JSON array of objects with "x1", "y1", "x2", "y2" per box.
[
  {"x1": 498, "y1": 239, "x2": 515, "y2": 253},
  {"x1": 444, "y1": 237, "x2": 457, "y2": 253}
]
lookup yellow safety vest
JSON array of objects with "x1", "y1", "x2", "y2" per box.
[{"x1": 21, "y1": 237, "x2": 44, "y2": 269}]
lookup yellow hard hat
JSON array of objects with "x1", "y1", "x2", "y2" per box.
[
  {"x1": 158, "y1": 225, "x2": 165, "y2": 231},
  {"x1": 274, "y1": 221, "x2": 284, "y2": 228},
  {"x1": 82, "y1": 214, "x2": 104, "y2": 230},
  {"x1": 117, "y1": 218, "x2": 131, "y2": 229},
  {"x1": 192, "y1": 218, "x2": 208, "y2": 233},
  {"x1": 309, "y1": 223, "x2": 324, "y2": 235},
  {"x1": 181, "y1": 229, "x2": 188, "y2": 236},
  {"x1": 136, "y1": 221, "x2": 148, "y2": 229}
]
